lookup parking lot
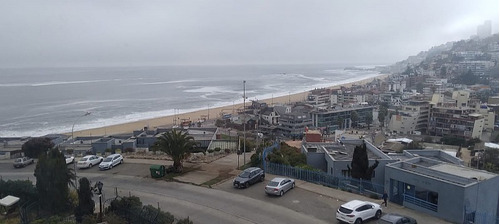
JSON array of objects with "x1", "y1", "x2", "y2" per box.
[{"x1": 215, "y1": 175, "x2": 386, "y2": 224}]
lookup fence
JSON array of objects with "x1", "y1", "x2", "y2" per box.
[
  {"x1": 403, "y1": 194, "x2": 437, "y2": 212},
  {"x1": 264, "y1": 162, "x2": 384, "y2": 198}
]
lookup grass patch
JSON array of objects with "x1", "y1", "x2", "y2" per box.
[
  {"x1": 201, "y1": 169, "x2": 233, "y2": 187},
  {"x1": 160, "y1": 166, "x2": 201, "y2": 181}
]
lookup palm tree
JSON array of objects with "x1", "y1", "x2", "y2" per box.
[{"x1": 153, "y1": 129, "x2": 198, "y2": 172}]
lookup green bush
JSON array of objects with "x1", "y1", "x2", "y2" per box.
[
  {"x1": 214, "y1": 147, "x2": 221, "y2": 152},
  {"x1": 207, "y1": 149, "x2": 214, "y2": 153},
  {"x1": 177, "y1": 217, "x2": 193, "y2": 224}
]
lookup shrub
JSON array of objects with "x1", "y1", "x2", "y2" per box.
[
  {"x1": 224, "y1": 148, "x2": 231, "y2": 154},
  {"x1": 104, "y1": 212, "x2": 126, "y2": 224},
  {"x1": 214, "y1": 147, "x2": 221, "y2": 152},
  {"x1": 207, "y1": 149, "x2": 214, "y2": 153},
  {"x1": 369, "y1": 193, "x2": 380, "y2": 199},
  {"x1": 124, "y1": 148, "x2": 135, "y2": 153},
  {"x1": 177, "y1": 217, "x2": 193, "y2": 224}
]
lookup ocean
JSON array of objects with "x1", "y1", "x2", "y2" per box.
[{"x1": 0, "y1": 64, "x2": 384, "y2": 137}]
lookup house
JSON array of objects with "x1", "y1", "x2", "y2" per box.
[{"x1": 301, "y1": 139, "x2": 397, "y2": 187}]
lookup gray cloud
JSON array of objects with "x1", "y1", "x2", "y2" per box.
[{"x1": 0, "y1": 0, "x2": 498, "y2": 67}]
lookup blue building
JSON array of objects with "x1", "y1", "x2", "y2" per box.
[{"x1": 385, "y1": 156, "x2": 498, "y2": 224}]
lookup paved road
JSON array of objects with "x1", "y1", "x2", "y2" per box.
[
  {"x1": 1, "y1": 161, "x2": 388, "y2": 223},
  {"x1": 1, "y1": 162, "x2": 333, "y2": 224}
]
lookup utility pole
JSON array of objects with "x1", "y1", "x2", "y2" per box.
[{"x1": 243, "y1": 80, "x2": 246, "y2": 165}]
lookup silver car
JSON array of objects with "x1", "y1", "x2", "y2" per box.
[
  {"x1": 265, "y1": 177, "x2": 295, "y2": 196},
  {"x1": 99, "y1": 154, "x2": 123, "y2": 170}
]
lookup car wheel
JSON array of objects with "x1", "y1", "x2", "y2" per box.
[
  {"x1": 279, "y1": 190, "x2": 284, "y2": 196},
  {"x1": 375, "y1": 210, "x2": 382, "y2": 219},
  {"x1": 260, "y1": 175, "x2": 264, "y2": 182},
  {"x1": 292, "y1": 183, "x2": 295, "y2": 189},
  {"x1": 354, "y1": 218, "x2": 362, "y2": 224},
  {"x1": 120, "y1": 159, "x2": 123, "y2": 164},
  {"x1": 245, "y1": 182, "x2": 250, "y2": 188}
]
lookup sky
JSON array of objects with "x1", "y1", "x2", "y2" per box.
[{"x1": 0, "y1": 0, "x2": 498, "y2": 67}]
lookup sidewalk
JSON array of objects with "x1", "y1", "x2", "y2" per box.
[{"x1": 174, "y1": 152, "x2": 252, "y2": 185}]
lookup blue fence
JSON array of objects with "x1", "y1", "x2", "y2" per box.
[
  {"x1": 264, "y1": 162, "x2": 384, "y2": 198},
  {"x1": 403, "y1": 194, "x2": 437, "y2": 212}
]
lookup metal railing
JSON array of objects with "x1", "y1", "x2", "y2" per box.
[
  {"x1": 403, "y1": 194, "x2": 437, "y2": 212},
  {"x1": 264, "y1": 162, "x2": 384, "y2": 198}
]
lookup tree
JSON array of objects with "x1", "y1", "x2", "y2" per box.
[
  {"x1": 365, "y1": 112, "x2": 373, "y2": 130},
  {"x1": 350, "y1": 111, "x2": 359, "y2": 128},
  {"x1": 22, "y1": 137, "x2": 54, "y2": 158},
  {"x1": 337, "y1": 117, "x2": 343, "y2": 130},
  {"x1": 152, "y1": 129, "x2": 198, "y2": 172},
  {"x1": 378, "y1": 105, "x2": 388, "y2": 127},
  {"x1": 34, "y1": 148, "x2": 76, "y2": 215},
  {"x1": 348, "y1": 142, "x2": 379, "y2": 180},
  {"x1": 75, "y1": 178, "x2": 95, "y2": 223}
]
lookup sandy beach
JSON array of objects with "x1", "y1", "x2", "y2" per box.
[{"x1": 70, "y1": 74, "x2": 388, "y2": 137}]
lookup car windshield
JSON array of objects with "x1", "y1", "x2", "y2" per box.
[
  {"x1": 338, "y1": 206, "x2": 353, "y2": 214},
  {"x1": 79, "y1": 158, "x2": 88, "y2": 161},
  {"x1": 267, "y1": 181, "x2": 279, "y2": 187},
  {"x1": 238, "y1": 171, "x2": 251, "y2": 178},
  {"x1": 103, "y1": 157, "x2": 112, "y2": 162},
  {"x1": 15, "y1": 158, "x2": 22, "y2": 162}
]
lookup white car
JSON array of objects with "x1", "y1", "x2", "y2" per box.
[
  {"x1": 65, "y1": 155, "x2": 75, "y2": 164},
  {"x1": 77, "y1": 155, "x2": 103, "y2": 169},
  {"x1": 99, "y1": 154, "x2": 123, "y2": 170},
  {"x1": 336, "y1": 200, "x2": 382, "y2": 224}
]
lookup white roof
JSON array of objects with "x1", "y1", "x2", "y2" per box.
[
  {"x1": 0, "y1": 195, "x2": 20, "y2": 207},
  {"x1": 484, "y1": 142, "x2": 499, "y2": 149},
  {"x1": 386, "y1": 138, "x2": 413, "y2": 144}
]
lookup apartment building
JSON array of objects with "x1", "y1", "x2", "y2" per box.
[
  {"x1": 309, "y1": 106, "x2": 374, "y2": 133},
  {"x1": 389, "y1": 100, "x2": 430, "y2": 134},
  {"x1": 429, "y1": 103, "x2": 484, "y2": 139}
]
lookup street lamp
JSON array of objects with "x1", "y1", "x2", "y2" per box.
[
  {"x1": 97, "y1": 181, "x2": 103, "y2": 222},
  {"x1": 243, "y1": 80, "x2": 246, "y2": 165},
  {"x1": 71, "y1": 111, "x2": 91, "y2": 140}
]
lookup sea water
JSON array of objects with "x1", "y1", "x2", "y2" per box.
[{"x1": 0, "y1": 64, "x2": 384, "y2": 137}]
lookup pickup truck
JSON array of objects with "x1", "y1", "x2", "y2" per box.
[{"x1": 13, "y1": 157, "x2": 34, "y2": 168}]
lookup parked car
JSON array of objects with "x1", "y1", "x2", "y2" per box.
[
  {"x1": 336, "y1": 200, "x2": 382, "y2": 224},
  {"x1": 264, "y1": 177, "x2": 295, "y2": 196},
  {"x1": 378, "y1": 213, "x2": 417, "y2": 224},
  {"x1": 77, "y1": 155, "x2": 103, "y2": 169},
  {"x1": 65, "y1": 155, "x2": 75, "y2": 164},
  {"x1": 233, "y1": 167, "x2": 265, "y2": 188},
  {"x1": 13, "y1": 157, "x2": 34, "y2": 168},
  {"x1": 99, "y1": 154, "x2": 123, "y2": 170}
]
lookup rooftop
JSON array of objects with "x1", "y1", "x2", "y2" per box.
[
  {"x1": 388, "y1": 157, "x2": 497, "y2": 186},
  {"x1": 304, "y1": 141, "x2": 383, "y2": 161}
]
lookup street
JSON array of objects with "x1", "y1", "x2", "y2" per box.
[{"x1": 0, "y1": 161, "x2": 389, "y2": 224}]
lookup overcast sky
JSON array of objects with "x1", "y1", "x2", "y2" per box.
[{"x1": 0, "y1": 0, "x2": 498, "y2": 67}]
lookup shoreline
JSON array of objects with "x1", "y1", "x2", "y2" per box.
[{"x1": 70, "y1": 73, "x2": 389, "y2": 137}]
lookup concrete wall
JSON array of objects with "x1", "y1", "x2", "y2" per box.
[
  {"x1": 464, "y1": 176, "x2": 499, "y2": 224},
  {"x1": 306, "y1": 152, "x2": 327, "y2": 172}
]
